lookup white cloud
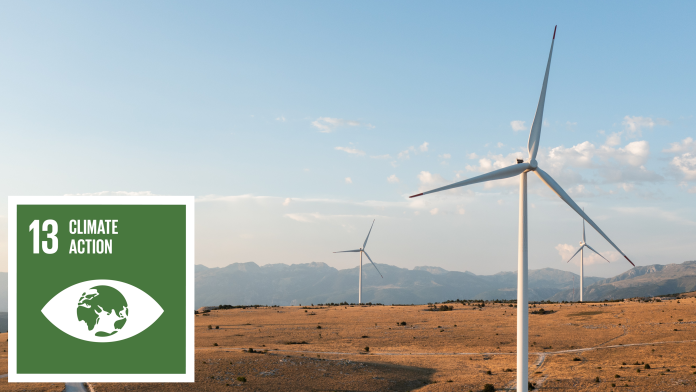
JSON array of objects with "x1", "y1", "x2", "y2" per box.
[
  {"x1": 617, "y1": 183, "x2": 634, "y2": 192},
  {"x1": 467, "y1": 153, "x2": 478, "y2": 159},
  {"x1": 417, "y1": 171, "x2": 448, "y2": 188},
  {"x1": 671, "y1": 153, "x2": 696, "y2": 180},
  {"x1": 567, "y1": 184, "x2": 596, "y2": 198},
  {"x1": 397, "y1": 144, "x2": 430, "y2": 160},
  {"x1": 622, "y1": 116, "x2": 654, "y2": 137},
  {"x1": 387, "y1": 174, "x2": 400, "y2": 183},
  {"x1": 555, "y1": 244, "x2": 618, "y2": 265},
  {"x1": 398, "y1": 147, "x2": 416, "y2": 159},
  {"x1": 606, "y1": 132, "x2": 622, "y2": 146},
  {"x1": 621, "y1": 116, "x2": 668, "y2": 138},
  {"x1": 64, "y1": 191, "x2": 156, "y2": 196},
  {"x1": 620, "y1": 141, "x2": 651, "y2": 166},
  {"x1": 284, "y1": 212, "x2": 383, "y2": 223},
  {"x1": 276, "y1": 116, "x2": 286, "y2": 122},
  {"x1": 439, "y1": 153, "x2": 451, "y2": 159},
  {"x1": 282, "y1": 198, "x2": 291, "y2": 206},
  {"x1": 370, "y1": 154, "x2": 392, "y2": 159},
  {"x1": 496, "y1": 142, "x2": 504, "y2": 148},
  {"x1": 457, "y1": 206, "x2": 466, "y2": 215},
  {"x1": 663, "y1": 137, "x2": 696, "y2": 154},
  {"x1": 546, "y1": 140, "x2": 651, "y2": 169},
  {"x1": 664, "y1": 138, "x2": 696, "y2": 183},
  {"x1": 430, "y1": 208, "x2": 439, "y2": 215},
  {"x1": 335, "y1": 146, "x2": 365, "y2": 156},
  {"x1": 555, "y1": 243, "x2": 575, "y2": 262},
  {"x1": 345, "y1": 177, "x2": 353, "y2": 184},
  {"x1": 312, "y1": 117, "x2": 374, "y2": 133},
  {"x1": 510, "y1": 120, "x2": 527, "y2": 132},
  {"x1": 544, "y1": 140, "x2": 660, "y2": 184}
]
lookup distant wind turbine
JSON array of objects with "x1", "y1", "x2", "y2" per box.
[
  {"x1": 565, "y1": 208, "x2": 610, "y2": 302},
  {"x1": 333, "y1": 220, "x2": 383, "y2": 304},
  {"x1": 409, "y1": 26, "x2": 634, "y2": 391}
]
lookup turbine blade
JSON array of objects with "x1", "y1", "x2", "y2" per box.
[
  {"x1": 582, "y1": 208, "x2": 586, "y2": 242},
  {"x1": 584, "y1": 243, "x2": 611, "y2": 263},
  {"x1": 334, "y1": 249, "x2": 361, "y2": 253},
  {"x1": 363, "y1": 219, "x2": 375, "y2": 250},
  {"x1": 534, "y1": 167, "x2": 634, "y2": 266},
  {"x1": 410, "y1": 163, "x2": 530, "y2": 198},
  {"x1": 362, "y1": 251, "x2": 383, "y2": 278},
  {"x1": 565, "y1": 246, "x2": 583, "y2": 263},
  {"x1": 527, "y1": 25, "x2": 556, "y2": 162}
]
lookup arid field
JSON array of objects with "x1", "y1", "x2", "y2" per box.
[{"x1": 4, "y1": 299, "x2": 696, "y2": 391}]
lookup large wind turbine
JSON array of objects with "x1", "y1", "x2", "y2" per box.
[
  {"x1": 333, "y1": 220, "x2": 383, "y2": 304},
  {"x1": 565, "y1": 209, "x2": 610, "y2": 302},
  {"x1": 409, "y1": 26, "x2": 634, "y2": 391}
]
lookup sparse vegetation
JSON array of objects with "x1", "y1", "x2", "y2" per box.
[
  {"x1": 483, "y1": 384, "x2": 495, "y2": 392},
  {"x1": 236, "y1": 376, "x2": 246, "y2": 383},
  {"x1": 364, "y1": 346, "x2": 369, "y2": 352}
]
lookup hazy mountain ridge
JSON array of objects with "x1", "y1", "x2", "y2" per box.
[
  {"x1": 194, "y1": 263, "x2": 605, "y2": 308},
  {"x1": 549, "y1": 260, "x2": 696, "y2": 301}
]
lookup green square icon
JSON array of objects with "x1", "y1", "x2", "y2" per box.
[{"x1": 8, "y1": 196, "x2": 194, "y2": 382}]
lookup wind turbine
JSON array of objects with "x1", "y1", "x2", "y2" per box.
[
  {"x1": 409, "y1": 26, "x2": 634, "y2": 391},
  {"x1": 565, "y1": 209, "x2": 610, "y2": 302},
  {"x1": 333, "y1": 220, "x2": 383, "y2": 304}
]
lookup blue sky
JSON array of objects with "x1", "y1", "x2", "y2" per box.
[{"x1": 1, "y1": 1, "x2": 695, "y2": 277}]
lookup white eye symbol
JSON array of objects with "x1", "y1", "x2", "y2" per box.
[{"x1": 42, "y1": 279, "x2": 164, "y2": 343}]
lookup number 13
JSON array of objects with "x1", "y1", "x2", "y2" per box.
[{"x1": 29, "y1": 220, "x2": 58, "y2": 254}]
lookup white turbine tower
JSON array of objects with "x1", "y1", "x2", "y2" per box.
[
  {"x1": 565, "y1": 208, "x2": 610, "y2": 302},
  {"x1": 409, "y1": 26, "x2": 634, "y2": 391},
  {"x1": 333, "y1": 220, "x2": 383, "y2": 304}
]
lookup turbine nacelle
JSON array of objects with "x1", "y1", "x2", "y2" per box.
[{"x1": 333, "y1": 220, "x2": 383, "y2": 279}]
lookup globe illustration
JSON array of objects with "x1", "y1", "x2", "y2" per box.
[{"x1": 77, "y1": 285, "x2": 129, "y2": 337}]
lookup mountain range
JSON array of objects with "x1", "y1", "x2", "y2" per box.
[{"x1": 194, "y1": 260, "x2": 696, "y2": 308}]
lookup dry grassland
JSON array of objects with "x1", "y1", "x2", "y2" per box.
[{"x1": 3, "y1": 300, "x2": 696, "y2": 391}]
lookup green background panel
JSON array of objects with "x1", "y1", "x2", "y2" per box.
[{"x1": 17, "y1": 205, "x2": 186, "y2": 374}]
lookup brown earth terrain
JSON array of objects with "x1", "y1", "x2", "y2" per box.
[{"x1": 3, "y1": 299, "x2": 696, "y2": 391}]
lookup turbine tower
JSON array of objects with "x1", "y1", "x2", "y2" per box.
[
  {"x1": 333, "y1": 220, "x2": 383, "y2": 304},
  {"x1": 565, "y1": 208, "x2": 610, "y2": 302},
  {"x1": 409, "y1": 26, "x2": 634, "y2": 391}
]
